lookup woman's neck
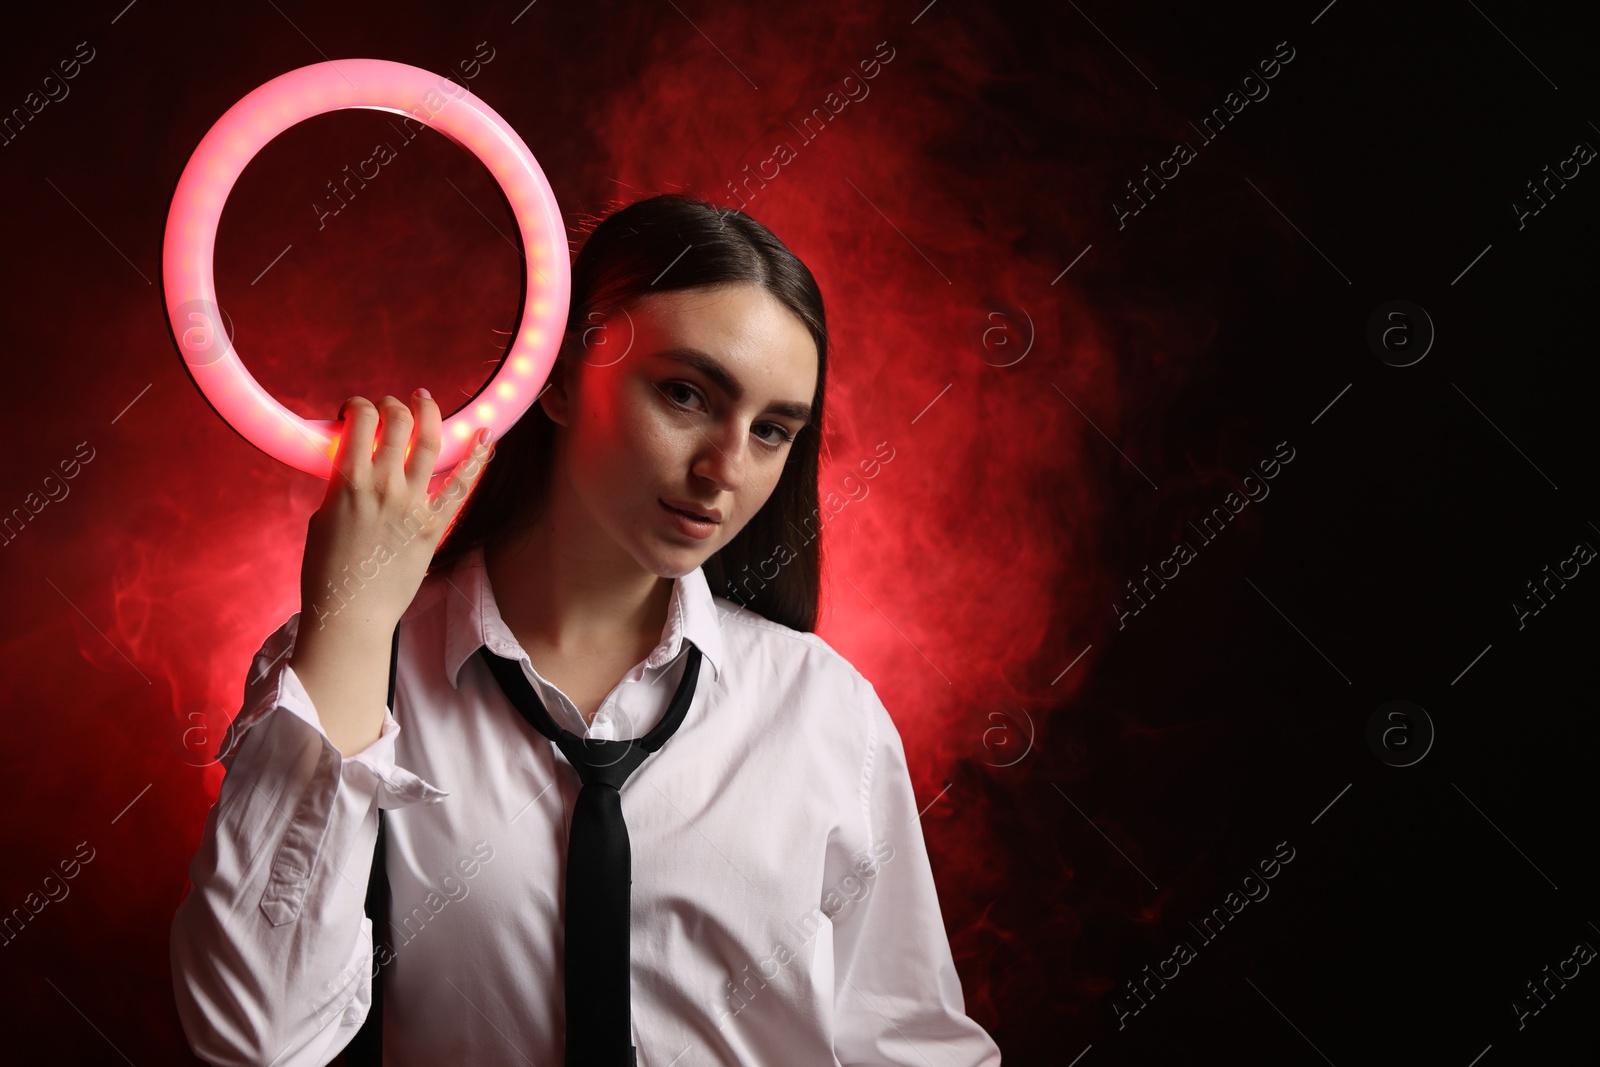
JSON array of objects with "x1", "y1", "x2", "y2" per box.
[{"x1": 483, "y1": 509, "x2": 674, "y2": 661}]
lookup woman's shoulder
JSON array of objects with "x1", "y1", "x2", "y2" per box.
[
  {"x1": 711, "y1": 594, "x2": 886, "y2": 710},
  {"x1": 712, "y1": 596, "x2": 905, "y2": 790}
]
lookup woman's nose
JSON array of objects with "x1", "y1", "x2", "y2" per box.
[{"x1": 692, "y1": 422, "x2": 750, "y2": 492}]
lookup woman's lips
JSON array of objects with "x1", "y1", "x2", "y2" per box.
[
  {"x1": 661, "y1": 500, "x2": 719, "y2": 539},
  {"x1": 660, "y1": 498, "x2": 721, "y2": 523}
]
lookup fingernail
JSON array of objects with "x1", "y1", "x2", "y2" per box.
[
  {"x1": 415, "y1": 388, "x2": 432, "y2": 400},
  {"x1": 477, "y1": 427, "x2": 494, "y2": 447}
]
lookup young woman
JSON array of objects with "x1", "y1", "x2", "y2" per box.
[{"x1": 170, "y1": 194, "x2": 1002, "y2": 1066}]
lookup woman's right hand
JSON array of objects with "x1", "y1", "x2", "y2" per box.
[{"x1": 288, "y1": 391, "x2": 493, "y2": 756}]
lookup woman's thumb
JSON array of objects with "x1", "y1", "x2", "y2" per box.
[{"x1": 429, "y1": 429, "x2": 495, "y2": 526}]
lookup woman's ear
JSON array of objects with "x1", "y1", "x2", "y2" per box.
[{"x1": 539, "y1": 354, "x2": 573, "y2": 427}]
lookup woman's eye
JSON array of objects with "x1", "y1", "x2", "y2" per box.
[
  {"x1": 756, "y1": 423, "x2": 796, "y2": 445},
  {"x1": 662, "y1": 382, "x2": 700, "y2": 408}
]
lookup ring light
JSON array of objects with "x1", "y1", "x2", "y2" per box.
[{"x1": 162, "y1": 58, "x2": 569, "y2": 482}]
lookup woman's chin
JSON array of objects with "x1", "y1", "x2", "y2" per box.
[{"x1": 633, "y1": 539, "x2": 712, "y2": 579}]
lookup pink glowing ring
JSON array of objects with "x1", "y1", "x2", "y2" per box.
[{"x1": 162, "y1": 58, "x2": 568, "y2": 484}]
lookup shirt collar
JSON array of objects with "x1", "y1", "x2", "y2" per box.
[{"x1": 442, "y1": 542, "x2": 725, "y2": 690}]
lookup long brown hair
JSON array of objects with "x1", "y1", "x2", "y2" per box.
[{"x1": 428, "y1": 193, "x2": 829, "y2": 633}]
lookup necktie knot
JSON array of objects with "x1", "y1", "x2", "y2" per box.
[
  {"x1": 476, "y1": 641, "x2": 703, "y2": 784},
  {"x1": 555, "y1": 735, "x2": 648, "y2": 790}
]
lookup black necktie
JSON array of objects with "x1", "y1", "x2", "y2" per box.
[{"x1": 476, "y1": 640, "x2": 704, "y2": 1067}]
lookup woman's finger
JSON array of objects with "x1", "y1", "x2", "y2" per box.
[
  {"x1": 404, "y1": 388, "x2": 443, "y2": 495},
  {"x1": 370, "y1": 394, "x2": 414, "y2": 489},
  {"x1": 330, "y1": 396, "x2": 379, "y2": 488}
]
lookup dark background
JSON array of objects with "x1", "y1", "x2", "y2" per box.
[{"x1": 1, "y1": 0, "x2": 1595, "y2": 1063}]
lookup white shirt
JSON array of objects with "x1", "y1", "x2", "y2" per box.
[{"x1": 170, "y1": 543, "x2": 1002, "y2": 1066}]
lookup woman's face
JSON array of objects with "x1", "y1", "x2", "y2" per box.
[{"x1": 543, "y1": 283, "x2": 819, "y2": 579}]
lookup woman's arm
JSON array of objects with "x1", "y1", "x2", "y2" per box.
[
  {"x1": 830, "y1": 685, "x2": 1003, "y2": 1066},
  {"x1": 168, "y1": 612, "x2": 448, "y2": 1067},
  {"x1": 169, "y1": 391, "x2": 479, "y2": 1063}
]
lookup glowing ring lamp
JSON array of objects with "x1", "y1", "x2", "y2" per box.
[{"x1": 162, "y1": 59, "x2": 568, "y2": 484}]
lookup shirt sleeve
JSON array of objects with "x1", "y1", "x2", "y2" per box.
[
  {"x1": 169, "y1": 610, "x2": 450, "y2": 1067},
  {"x1": 829, "y1": 683, "x2": 1003, "y2": 1066}
]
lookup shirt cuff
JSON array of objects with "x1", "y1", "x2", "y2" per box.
[
  {"x1": 252, "y1": 664, "x2": 449, "y2": 927},
  {"x1": 216, "y1": 617, "x2": 450, "y2": 811},
  {"x1": 278, "y1": 661, "x2": 451, "y2": 810}
]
